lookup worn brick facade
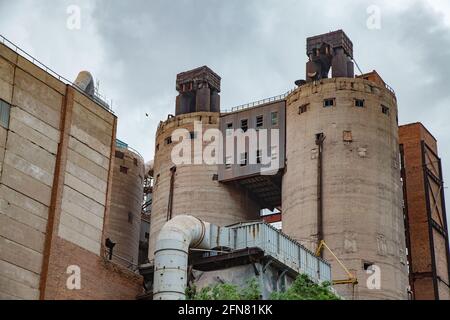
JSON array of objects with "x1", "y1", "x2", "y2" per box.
[
  {"x1": 42, "y1": 237, "x2": 142, "y2": 300},
  {"x1": 400, "y1": 123, "x2": 450, "y2": 300}
]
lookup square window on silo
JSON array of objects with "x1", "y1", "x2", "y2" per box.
[
  {"x1": 323, "y1": 98, "x2": 335, "y2": 108},
  {"x1": 355, "y1": 99, "x2": 365, "y2": 108},
  {"x1": 343, "y1": 131, "x2": 353, "y2": 142},
  {"x1": 381, "y1": 105, "x2": 390, "y2": 115},
  {"x1": 299, "y1": 104, "x2": 308, "y2": 114}
]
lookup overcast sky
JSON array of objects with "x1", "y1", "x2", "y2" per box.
[{"x1": 1, "y1": 0, "x2": 450, "y2": 212}]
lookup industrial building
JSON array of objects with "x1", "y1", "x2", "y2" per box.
[{"x1": 0, "y1": 29, "x2": 449, "y2": 300}]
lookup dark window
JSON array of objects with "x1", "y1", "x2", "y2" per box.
[
  {"x1": 323, "y1": 98, "x2": 335, "y2": 108},
  {"x1": 145, "y1": 232, "x2": 149, "y2": 239},
  {"x1": 299, "y1": 104, "x2": 308, "y2": 114},
  {"x1": 381, "y1": 105, "x2": 390, "y2": 115},
  {"x1": 227, "y1": 122, "x2": 233, "y2": 129},
  {"x1": 240, "y1": 152, "x2": 248, "y2": 167},
  {"x1": 128, "y1": 212, "x2": 133, "y2": 223},
  {"x1": 165, "y1": 136, "x2": 172, "y2": 145},
  {"x1": 355, "y1": 99, "x2": 365, "y2": 108},
  {"x1": 133, "y1": 158, "x2": 138, "y2": 166},
  {"x1": 363, "y1": 261, "x2": 374, "y2": 271},
  {"x1": 212, "y1": 174, "x2": 219, "y2": 181},
  {"x1": 271, "y1": 112, "x2": 278, "y2": 126},
  {"x1": 0, "y1": 99, "x2": 10, "y2": 129},
  {"x1": 156, "y1": 144, "x2": 160, "y2": 151},
  {"x1": 120, "y1": 166, "x2": 128, "y2": 174},
  {"x1": 155, "y1": 174, "x2": 160, "y2": 185},
  {"x1": 240, "y1": 119, "x2": 248, "y2": 132},
  {"x1": 115, "y1": 151, "x2": 125, "y2": 159},
  {"x1": 256, "y1": 115, "x2": 264, "y2": 128},
  {"x1": 190, "y1": 131, "x2": 197, "y2": 140}
]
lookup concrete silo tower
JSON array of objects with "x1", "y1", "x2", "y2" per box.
[
  {"x1": 148, "y1": 66, "x2": 260, "y2": 260},
  {"x1": 282, "y1": 30, "x2": 409, "y2": 299}
]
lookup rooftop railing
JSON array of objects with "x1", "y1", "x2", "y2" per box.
[
  {"x1": 0, "y1": 34, "x2": 114, "y2": 112},
  {"x1": 222, "y1": 88, "x2": 295, "y2": 114}
]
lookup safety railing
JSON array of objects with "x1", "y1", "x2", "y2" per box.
[
  {"x1": 0, "y1": 34, "x2": 114, "y2": 112},
  {"x1": 222, "y1": 88, "x2": 295, "y2": 114}
]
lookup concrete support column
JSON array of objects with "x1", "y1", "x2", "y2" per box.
[{"x1": 39, "y1": 85, "x2": 74, "y2": 299}]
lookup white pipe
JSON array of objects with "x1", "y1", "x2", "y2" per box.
[{"x1": 153, "y1": 215, "x2": 217, "y2": 300}]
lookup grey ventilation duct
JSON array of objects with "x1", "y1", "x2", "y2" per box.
[
  {"x1": 153, "y1": 215, "x2": 229, "y2": 300},
  {"x1": 74, "y1": 71, "x2": 95, "y2": 96}
]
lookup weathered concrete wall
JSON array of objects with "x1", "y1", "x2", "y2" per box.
[
  {"x1": 0, "y1": 47, "x2": 63, "y2": 300},
  {"x1": 57, "y1": 90, "x2": 114, "y2": 256},
  {"x1": 0, "y1": 41, "x2": 142, "y2": 300},
  {"x1": 282, "y1": 77, "x2": 408, "y2": 300},
  {"x1": 148, "y1": 112, "x2": 260, "y2": 260},
  {"x1": 107, "y1": 145, "x2": 145, "y2": 268}
]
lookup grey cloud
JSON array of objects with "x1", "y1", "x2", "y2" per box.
[{"x1": 1, "y1": 0, "x2": 449, "y2": 213}]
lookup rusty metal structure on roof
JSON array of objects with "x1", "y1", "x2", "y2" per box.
[
  {"x1": 175, "y1": 66, "x2": 221, "y2": 115},
  {"x1": 306, "y1": 29, "x2": 354, "y2": 82}
]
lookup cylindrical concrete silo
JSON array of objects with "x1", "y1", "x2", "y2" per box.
[
  {"x1": 282, "y1": 77, "x2": 408, "y2": 299},
  {"x1": 108, "y1": 141, "x2": 145, "y2": 268},
  {"x1": 148, "y1": 112, "x2": 260, "y2": 260}
]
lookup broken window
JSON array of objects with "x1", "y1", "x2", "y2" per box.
[
  {"x1": 363, "y1": 261, "x2": 374, "y2": 271},
  {"x1": 115, "y1": 151, "x2": 125, "y2": 159},
  {"x1": 271, "y1": 112, "x2": 278, "y2": 126},
  {"x1": 323, "y1": 98, "x2": 335, "y2": 108},
  {"x1": 165, "y1": 136, "x2": 172, "y2": 145},
  {"x1": 0, "y1": 99, "x2": 10, "y2": 129},
  {"x1": 355, "y1": 99, "x2": 365, "y2": 108},
  {"x1": 381, "y1": 105, "x2": 390, "y2": 115},
  {"x1": 256, "y1": 115, "x2": 264, "y2": 129},
  {"x1": 299, "y1": 104, "x2": 308, "y2": 114},
  {"x1": 343, "y1": 131, "x2": 353, "y2": 142},
  {"x1": 240, "y1": 119, "x2": 248, "y2": 132},
  {"x1": 120, "y1": 166, "x2": 128, "y2": 174}
]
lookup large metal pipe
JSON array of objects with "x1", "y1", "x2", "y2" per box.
[{"x1": 153, "y1": 215, "x2": 220, "y2": 300}]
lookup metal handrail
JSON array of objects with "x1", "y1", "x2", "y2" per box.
[
  {"x1": 0, "y1": 34, "x2": 114, "y2": 112},
  {"x1": 222, "y1": 88, "x2": 296, "y2": 113}
]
